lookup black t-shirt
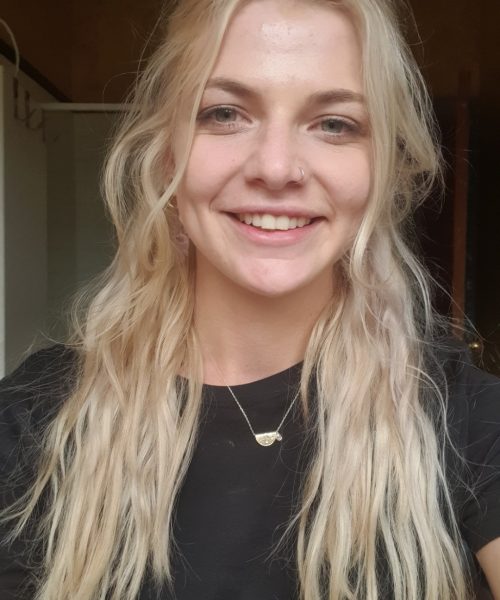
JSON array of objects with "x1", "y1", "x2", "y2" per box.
[{"x1": 0, "y1": 344, "x2": 499, "y2": 599}]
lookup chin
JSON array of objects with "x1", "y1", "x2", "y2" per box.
[{"x1": 236, "y1": 275, "x2": 322, "y2": 300}]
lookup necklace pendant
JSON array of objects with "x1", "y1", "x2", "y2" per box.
[{"x1": 255, "y1": 431, "x2": 283, "y2": 447}]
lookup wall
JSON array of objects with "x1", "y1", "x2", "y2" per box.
[
  {"x1": 477, "y1": 0, "x2": 500, "y2": 371},
  {"x1": 410, "y1": 0, "x2": 480, "y2": 98},
  {"x1": 0, "y1": 1, "x2": 73, "y2": 98},
  {"x1": 0, "y1": 59, "x2": 117, "y2": 373},
  {"x1": 0, "y1": 58, "x2": 54, "y2": 374},
  {"x1": 0, "y1": 0, "x2": 162, "y2": 102},
  {"x1": 44, "y1": 112, "x2": 76, "y2": 342},
  {"x1": 71, "y1": 0, "x2": 164, "y2": 102},
  {"x1": 44, "y1": 113, "x2": 117, "y2": 346},
  {"x1": 73, "y1": 114, "x2": 115, "y2": 289},
  {"x1": 0, "y1": 0, "x2": 482, "y2": 102}
]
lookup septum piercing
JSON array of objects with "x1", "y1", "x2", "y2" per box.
[{"x1": 297, "y1": 166, "x2": 305, "y2": 182}]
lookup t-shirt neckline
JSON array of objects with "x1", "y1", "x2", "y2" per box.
[{"x1": 203, "y1": 361, "x2": 303, "y2": 404}]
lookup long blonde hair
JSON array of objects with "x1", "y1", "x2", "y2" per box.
[{"x1": 6, "y1": 0, "x2": 471, "y2": 598}]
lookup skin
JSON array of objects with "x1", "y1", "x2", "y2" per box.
[{"x1": 176, "y1": 0, "x2": 371, "y2": 384}]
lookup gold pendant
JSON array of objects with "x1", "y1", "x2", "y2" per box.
[{"x1": 255, "y1": 431, "x2": 283, "y2": 447}]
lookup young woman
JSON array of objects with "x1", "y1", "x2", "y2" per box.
[{"x1": 1, "y1": 0, "x2": 499, "y2": 599}]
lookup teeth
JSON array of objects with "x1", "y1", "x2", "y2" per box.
[
  {"x1": 237, "y1": 213, "x2": 312, "y2": 231},
  {"x1": 275, "y1": 216, "x2": 289, "y2": 230},
  {"x1": 261, "y1": 214, "x2": 275, "y2": 229}
]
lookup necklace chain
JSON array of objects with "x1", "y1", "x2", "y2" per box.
[{"x1": 225, "y1": 383, "x2": 299, "y2": 447}]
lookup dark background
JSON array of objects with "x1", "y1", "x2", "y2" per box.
[{"x1": 0, "y1": 0, "x2": 498, "y2": 373}]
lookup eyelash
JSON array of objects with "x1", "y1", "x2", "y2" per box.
[
  {"x1": 197, "y1": 106, "x2": 243, "y2": 131},
  {"x1": 197, "y1": 105, "x2": 361, "y2": 140},
  {"x1": 317, "y1": 117, "x2": 358, "y2": 137}
]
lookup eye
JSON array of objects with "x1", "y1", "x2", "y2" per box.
[
  {"x1": 196, "y1": 105, "x2": 248, "y2": 133},
  {"x1": 197, "y1": 104, "x2": 251, "y2": 135},
  {"x1": 320, "y1": 117, "x2": 355, "y2": 136},
  {"x1": 212, "y1": 107, "x2": 237, "y2": 123}
]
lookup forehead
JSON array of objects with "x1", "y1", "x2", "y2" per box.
[{"x1": 209, "y1": 0, "x2": 363, "y2": 93}]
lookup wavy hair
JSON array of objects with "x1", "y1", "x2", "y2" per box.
[{"x1": 5, "y1": 0, "x2": 471, "y2": 598}]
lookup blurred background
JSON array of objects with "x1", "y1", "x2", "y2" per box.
[{"x1": 0, "y1": 0, "x2": 498, "y2": 375}]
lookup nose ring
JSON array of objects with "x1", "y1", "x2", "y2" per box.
[{"x1": 296, "y1": 166, "x2": 305, "y2": 183}]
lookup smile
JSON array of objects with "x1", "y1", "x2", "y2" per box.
[{"x1": 237, "y1": 213, "x2": 312, "y2": 231}]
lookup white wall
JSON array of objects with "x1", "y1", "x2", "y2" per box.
[
  {"x1": 44, "y1": 112, "x2": 116, "y2": 342},
  {"x1": 73, "y1": 114, "x2": 115, "y2": 285},
  {"x1": 0, "y1": 58, "x2": 117, "y2": 375},
  {"x1": 45, "y1": 112, "x2": 77, "y2": 342},
  {"x1": 0, "y1": 59, "x2": 54, "y2": 375}
]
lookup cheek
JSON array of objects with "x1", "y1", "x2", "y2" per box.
[
  {"x1": 326, "y1": 153, "x2": 372, "y2": 215},
  {"x1": 178, "y1": 156, "x2": 208, "y2": 207},
  {"x1": 181, "y1": 138, "x2": 241, "y2": 204}
]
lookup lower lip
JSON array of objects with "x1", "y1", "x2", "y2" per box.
[{"x1": 228, "y1": 214, "x2": 321, "y2": 246}]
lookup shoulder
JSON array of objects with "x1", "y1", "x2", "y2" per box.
[
  {"x1": 432, "y1": 337, "x2": 500, "y2": 470},
  {"x1": 433, "y1": 339, "x2": 500, "y2": 554},
  {"x1": 0, "y1": 345, "x2": 77, "y2": 596},
  {"x1": 435, "y1": 339, "x2": 500, "y2": 450},
  {"x1": 0, "y1": 345, "x2": 78, "y2": 479},
  {"x1": 0, "y1": 344, "x2": 78, "y2": 421},
  {"x1": 1, "y1": 344, "x2": 77, "y2": 391}
]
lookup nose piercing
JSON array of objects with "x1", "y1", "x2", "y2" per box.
[{"x1": 296, "y1": 167, "x2": 305, "y2": 182}]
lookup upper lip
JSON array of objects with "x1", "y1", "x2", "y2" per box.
[{"x1": 225, "y1": 207, "x2": 323, "y2": 219}]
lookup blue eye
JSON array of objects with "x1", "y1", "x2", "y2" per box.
[
  {"x1": 321, "y1": 118, "x2": 350, "y2": 134},
  {"x1": 212, "y1": 107, "x2": 237, "y2": 123},
  {"x1": 198, "y1": 106, "x2": 239, "y2": 125},
  {"x1": 196, "y1": 105, "x2": 247, "y2": 133}
]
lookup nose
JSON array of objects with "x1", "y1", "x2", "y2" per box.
[{"x1": 243, "y1": 123, "x2": 304, "y2": 191}]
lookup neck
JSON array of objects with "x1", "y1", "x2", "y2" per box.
[{"x1": 194, "y1": 269, "x2": 333, "y2": 385}]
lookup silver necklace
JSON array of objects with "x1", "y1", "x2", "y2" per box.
[{"x1": 225, "y1": 384, "x2": 299, "y2": 447}]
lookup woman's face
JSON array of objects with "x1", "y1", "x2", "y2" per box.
[{"x1": 176, "y1": 0, "x2": 371, "y2": 299}]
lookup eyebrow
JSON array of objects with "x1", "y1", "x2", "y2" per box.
[{"x1": 204, "y1": 77, "x2": 366, "y2": 106}]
